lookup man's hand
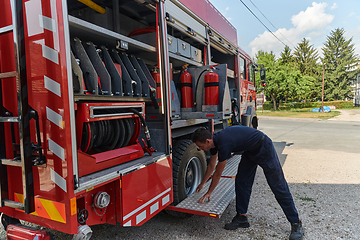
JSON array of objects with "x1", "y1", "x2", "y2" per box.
[
  {"x1": 196, "y1": 182, "x2": 205, "y2": 192},
  {"x1": 198, "y1": 192, "x2": 211, "y2": 203}
]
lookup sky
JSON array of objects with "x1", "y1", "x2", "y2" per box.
[{"x1": 209, "y1": 0, "x2": 360, "y2": 59}]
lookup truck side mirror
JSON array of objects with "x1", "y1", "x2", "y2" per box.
[{"x1": 260, "y1": 67, "x2": 266, "y2": 80}]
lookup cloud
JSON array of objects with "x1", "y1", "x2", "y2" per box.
[
  {"x1": 331, "y1": 3, "x2": 338, "y2": 9},
  {"x1": 349, "y1": 12, "x2": 356, "y2": 17},
  {"x1": 249, "y1": 2, "x2": 334, "y2": 58},
  {"x1": 291, "y1": 2, "x2": 334, "y2": 33}
]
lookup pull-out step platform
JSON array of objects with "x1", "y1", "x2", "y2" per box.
[{"x1": 167, "y1": 155, "x2": 241, "y2": 218}]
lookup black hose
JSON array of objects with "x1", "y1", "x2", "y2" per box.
[
  {"x1": 193, "y1": 69, "x2": 209, "y2": 105},
  {"x1": 128, "y1": 108, "x2": 152, "y2": 149}
]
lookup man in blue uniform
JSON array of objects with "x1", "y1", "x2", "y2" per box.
[{"x1": 191, "y1": 126, "x2": 304, "y2": 240}]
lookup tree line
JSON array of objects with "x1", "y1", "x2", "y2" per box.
[{"x1": 255, "y1": 28, "x2": 359, "y2": 110}]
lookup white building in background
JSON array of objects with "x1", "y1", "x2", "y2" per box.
[
  {"x1": 348, "y1": 55, "x2": 360, "y2": 106},
  {"x1": 354, "y1": 74, "x2": 360, "y2": 106}
]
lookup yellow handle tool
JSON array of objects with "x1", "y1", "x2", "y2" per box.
[{"x1": 77, "y1": 0, "x2": 106, "y2": 14}]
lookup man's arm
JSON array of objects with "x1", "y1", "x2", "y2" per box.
[
  {"x1": 196, "y1": 153, "x2": 218, "y2": 192},
  {"x1": 197, "y1": 156, "x2": 228, "y2": 203}
]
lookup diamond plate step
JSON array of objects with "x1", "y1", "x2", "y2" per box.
[{"x1": 169, "y1": 155, "x2": 241, "y2": 218}]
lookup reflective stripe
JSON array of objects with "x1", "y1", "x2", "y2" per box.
[
  {"x1": 44, "y1": 76, "x2": 61, "y2": 97},
  {"x1": 162, "y1": 195, "x2": 170, "y2": 206},
  {"x1": 123, "y1": 220, "x2": 131, "y2": 227},
  {"x1": 42, "y1": 45, "x2": 59, "y2": 64},
  {"x1": 48, "y1": 138, "x2": 65, "y2": 161},
  {"x1": 123, "y1": 187, "x2": 171, "y2": 221},
  {"x1": 136, "y1": 210, "x2": 146, "y2": 224},
  {"x1": 14, "y1": 193, "x2": 66, "y2": 223},
  {"x1": 150, "y1": 202, "x2": 159, "y2": 215},
  {"x1": 0, "y1": 25, "x2": 13, "y2": 34},
  {"x1": 50, "y1": 168, "x2": 67, "y2": 192},
  {"x1": 46, "y1": 106, "x2": 63, "y2": 129},
  {"x1": 39, "y1": 15, "x2": 56, "y2": 32}
]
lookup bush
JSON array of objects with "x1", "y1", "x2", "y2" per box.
[{"x1": 262, "y1": 101, "x2": 353, "y2": 110}]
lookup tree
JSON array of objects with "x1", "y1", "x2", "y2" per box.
[
  {"x1": 293, "y1": 38, "x2": 319, "y2": 76},
  {"x1": 256, "y1": 50, "x2": 316, "y2": 109},
  {"x1": 255, "y1": 51, "x2": 281, "y2": 110},
  {"x1": 322, "y1": 28, "x2": 358, "y2": 101},
  {"x1": 279, "y1": 45, "x2": 294, "y2": 64}
]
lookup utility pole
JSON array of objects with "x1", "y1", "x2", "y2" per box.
[{"x1": 321, "y1": 64, "x2": 325, "y2": 112}]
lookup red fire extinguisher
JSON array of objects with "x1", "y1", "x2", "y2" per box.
[
  {"x1": 180, "y1": 65, "x2": 194, "y2": 108},
  {"x1": 204, "y1": 68, "x2": 219, "y2": 105},
  {"x1": 151, "y1": 66, "x2": 161, "y2": 99}
]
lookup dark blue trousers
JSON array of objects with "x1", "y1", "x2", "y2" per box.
[{"x1": 235, "y1": 135, "x2": 299, "y2": 223}]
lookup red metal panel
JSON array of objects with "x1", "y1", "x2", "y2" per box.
[
  {"x1": 77, "y1": 144, "x2": 144, "y2": 177},
  {"x1": 7, "y1": 224, "x2": 53, "y2": 240},
  {"x1": 178, "y1": 0, "x2": 238, "y2": 46},
  {"x1": 0, "y1": 0, "x2": 78, "y2": 235},
  {"x1": 121, "y1": 156, "x2": 173, "y2": 226},
  {"x1": 76, "y1": 182, "x2": 117, "y2": 226}
]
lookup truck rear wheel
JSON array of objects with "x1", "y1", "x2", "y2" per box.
[{"x1": 167, "y1": 139, "x2": 206, "y2": 218}]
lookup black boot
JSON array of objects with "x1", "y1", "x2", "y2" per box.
[
  {"x1": 224, "y1": 214, "x2": 250, "y2": 230},
  {"x1": 289, "y1": 220, "x2": 304, "y2": 240}
]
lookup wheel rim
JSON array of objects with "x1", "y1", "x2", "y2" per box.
[{"x1": 184, "y1": 156, "x2": 203, "y2": 196}]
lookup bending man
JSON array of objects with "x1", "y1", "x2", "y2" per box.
[{"x1": 191, "y1": 126, "x2": 304, "y2": 240}]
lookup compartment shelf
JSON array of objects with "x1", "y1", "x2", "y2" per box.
[
  {"x1": 68, "y1": 16, "x2": 156, "y2": 53},
  {"x1": 74, "y1": 95, "x2": 151, "y2": 103},
  {"x1": 169, "y1": 52, "x2": 202, "y2": 67}
]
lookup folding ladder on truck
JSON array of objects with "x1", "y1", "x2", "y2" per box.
[{"x1": 0, "y1": 0, "x2": 43, "y2": 215}]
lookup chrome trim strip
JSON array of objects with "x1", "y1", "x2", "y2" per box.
[
  {"x1": 62, "y1": 0, "x2": 79, "y2": 189},
  {"x1": 0, "y1": 117, "x2": 19, "y2": 122},
  {"x1": 75, "y1": 154, "x2": 167, "y2": 193}
]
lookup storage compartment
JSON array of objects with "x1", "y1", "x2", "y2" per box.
[
  {"x1": 167, "y1": 35, "x2": 178, "y2": 54},
  {"x1": 121, "y1": 156, "x2": 172, "y2": 227},
  {"x1": 177, "y1": 38, "x2": 191, "y2": 58},
  {"x1": 190, "y1": 45, "x2": 202, "y2": 63}
]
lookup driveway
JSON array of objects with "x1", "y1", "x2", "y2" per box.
[{"x1": 328, "y1": 108, "x2": 360, "y2": 121}]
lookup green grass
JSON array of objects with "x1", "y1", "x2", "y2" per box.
[{"x1": 257, "y1": 109, "x2": 341, "y2": 120}]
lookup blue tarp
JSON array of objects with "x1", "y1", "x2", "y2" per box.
[{"x1": 311, "y1": 106, "x2": 331, "y2": 112}]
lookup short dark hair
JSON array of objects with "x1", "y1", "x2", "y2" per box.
[{"x1": 191, "y1": 127, "x2": 212, "y2": 143}]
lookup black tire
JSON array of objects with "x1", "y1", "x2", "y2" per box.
[
  {"x1": 251, "y1": 116, "x2": 258, "y2": 129},
  {"x1": 166, "y1": 139, "x2": 207, "y2": 218}
]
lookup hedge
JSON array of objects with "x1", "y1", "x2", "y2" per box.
[{"x1": 262, "y1": 101, "x2": 354, "y2": 110}]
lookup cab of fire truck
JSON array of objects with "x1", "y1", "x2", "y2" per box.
[{"x1": 0, "y1": 0, "x2": 263, "y2": 239}]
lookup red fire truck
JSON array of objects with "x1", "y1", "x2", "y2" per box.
[{"x1": 0, "y1": 0, "x2": 265, "y2": 239}]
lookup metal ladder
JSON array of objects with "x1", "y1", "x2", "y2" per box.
[{"x1": 0, "y1": 0, "x2": 35, "y2": 214}]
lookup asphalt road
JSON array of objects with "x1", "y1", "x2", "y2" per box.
[{"x1": 1, "y1": 116, "x2": 360, "y2": 239}]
